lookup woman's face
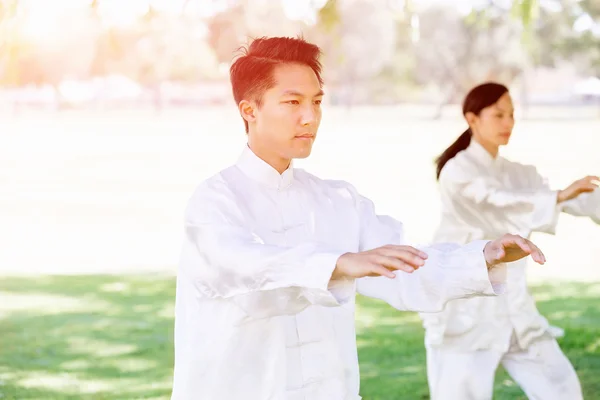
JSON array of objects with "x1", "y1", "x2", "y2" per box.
[{"x1": 467, "y1": 92, "x2": 515, "y2": 149}]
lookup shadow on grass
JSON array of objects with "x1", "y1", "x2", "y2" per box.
[
  {"x1": 0, "y1": 277, "x2": 598, "y2": 400},
  {"x1": 355, "y1": 281, "x2": 600, "y2": 400},
  {"x1": 0, "y1": 275, "x2": 175, "y2": 400}
]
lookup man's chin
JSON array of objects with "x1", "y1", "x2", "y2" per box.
[
  {"x1": 291, "y1": 147, "x2": 314, "y2": 159},
  {"x1": 293, "y1": 152, "x2": 312, "y2": 160}
]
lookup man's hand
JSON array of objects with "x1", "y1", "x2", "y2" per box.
[
  {"x1": 484, "y1": 234, "x2": 546, "y2": 268},
  {"x1": 557, "y1": 175, "x2": 599, "y2": 203},
  {"x1": 332, "y1": 245, "x2": 428, "y2": 280}
]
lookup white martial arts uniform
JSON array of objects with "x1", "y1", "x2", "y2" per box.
[
  {"x1": 421, "y1": 139, "x2": 599, "y2": 399},
  {"x1": 170, "y1": 145, "x2": 508, "y2": 400}
]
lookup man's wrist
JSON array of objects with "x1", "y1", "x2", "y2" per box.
[
  {"x1": 331, "y1": 252, "x2": 350, "y2": 280},
  {"x1": 483, "y1": 241, "x2": 494, "y2": 270}
]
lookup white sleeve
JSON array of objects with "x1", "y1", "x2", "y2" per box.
[
  {"x1": 179, "y1": 181, "x2": 349, "y2": 319},
  {"x1": 444, "y1": 163, "x2": 560, "y2": 234},
  {"x1": 352, "y1": 190, "x2": 506, "y2": 313}
]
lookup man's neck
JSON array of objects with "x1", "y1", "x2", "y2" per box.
[{"x1": 247, "y1": 142, "x2": 291, "y2": 174}]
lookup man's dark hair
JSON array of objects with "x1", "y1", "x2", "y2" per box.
[{"x1": 229, "y1": 36, "x2": 324, "y2": 133}]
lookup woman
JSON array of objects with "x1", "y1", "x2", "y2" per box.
[{"x1": 421, "y1": 82, "x2": 599, "y2": 400}]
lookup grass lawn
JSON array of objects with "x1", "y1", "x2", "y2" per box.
[{"x1": 0, "y1": 275, "x2": 599, "y2": 399}]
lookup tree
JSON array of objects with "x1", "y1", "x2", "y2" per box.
[
  {"x1": 308, "y1": 0, "x2": 398, "y2": 105},
  {"x1": 414, "y1": 4, "x2": 527, "y2": 117},
  {"x1": 512, "y1": 0, "x2": 599, "y2": 76},
  {"x1": 207, "y1": 4, "x2": 246, "y2": 65}
]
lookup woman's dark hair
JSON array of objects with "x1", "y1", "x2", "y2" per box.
[{"x1": 434, "y1": 82, "x2": 509, "y2": 180}]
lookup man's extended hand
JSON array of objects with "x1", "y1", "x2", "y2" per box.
[
  {"x1": 333, "y1": 245, "x2": 428, "y2": 280},
  {"x1": 484, "y1": 234, "x2": 546, "y2": 268}
]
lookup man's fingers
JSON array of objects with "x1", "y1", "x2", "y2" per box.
[
  {"x1": 364, "y1": 245, "x2": 429, "y2": 278},
  {"x1": 380, "y1": 255, "x2": 416, "y2": 273},
  {"x1": 515, "y1": 236, "x2": 532, "y2": 253},
  {"x1": 373, "y1": 255, "x2": 415, "y2": 273},
  {"x1": 532, "y1": 252, "x2": 545, "y2": 265},
  {"x1": 528, "y1": 248, "x2": 545, "y2": 264},
  {"x1": 501, "y1": 233, "x2": 521, "y2": 246},
  {"x1": 514, "y1": 237, "x2": 546, "y2": 264},
  {"x1": 504, "y1": 234, "x2": 534, "y2": 255},
  {"x1": 525, "y1": 240, "x2": 546, "y2": 264},
  {"x1": 378, "y1": 248, "x2": 426, "y2": 269},
  {"x1": 389, "y1": 251, "x2": 424, "y2": 269},
  {"x1": 369, "y1": 264, "x2": 397, "y2": 279},
  {"x1": 383, "y1": 245, "x2": 428, "y2": 259}
]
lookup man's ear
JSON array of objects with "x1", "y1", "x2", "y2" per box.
[{"x1": 239, "y1": 100, "x2": 256, "y2": 124}]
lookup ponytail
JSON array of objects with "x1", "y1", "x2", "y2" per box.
[
  {"x1": 435, "y1": 128, "x2": 472, "y2": 180},
  {"x1": 435, "y1": 82, "x2": 509, "y2": 180}
]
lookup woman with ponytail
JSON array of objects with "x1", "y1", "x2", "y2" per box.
[{"x1": 421, "y1": 82, "x2": 600, "y2": 399}]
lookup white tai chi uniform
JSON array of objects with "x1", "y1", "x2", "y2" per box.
[
  {"x1": 170, "y1": 145, "x2": 508, "y2": 400},
  {"x1": 421, "y1": 140, "x2": 598, "y2": 400}
]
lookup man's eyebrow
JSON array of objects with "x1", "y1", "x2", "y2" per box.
[{"x1": 281, "y1": 89, "x2": 324, "y2": 97}]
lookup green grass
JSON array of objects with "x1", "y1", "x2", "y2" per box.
[
  {"x1": 355, "y1": 283, "x2": 600, "y2": 399},
  {"x1": 0, "y1": 276, "x2": 174, "y2": 400},
  {"x1": 0, "y1": 276, "x2": 598, "y2": 399}
]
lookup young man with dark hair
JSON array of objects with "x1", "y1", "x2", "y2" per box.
[{"x1": 171, "y1": 36, "x2": 546, "y2": 400}]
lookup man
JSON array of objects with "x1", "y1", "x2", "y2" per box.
[{"x1": 171, "y1": 36, "x2": 546, "y2": 400}]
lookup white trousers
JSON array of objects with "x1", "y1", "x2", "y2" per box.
[{"x1": 426, "y1": 337, "x2": 582, "y2": 400}]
